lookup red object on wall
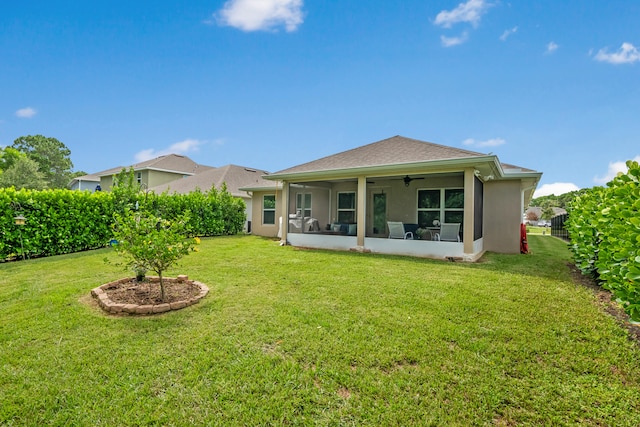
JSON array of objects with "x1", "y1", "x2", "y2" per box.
[{"x1": 520, "y1": 223, "x2": 529, "y2": 254}]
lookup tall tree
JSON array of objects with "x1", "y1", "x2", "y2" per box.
[
  {"x1": 11, "y1": 135, "x2": 74, "y2": 189},
  {"x1": 0, "y1": 156, "x2": 48, "y2": 190}
]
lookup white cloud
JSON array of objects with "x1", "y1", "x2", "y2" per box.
[
  {"x1": 594, "y1": 42, "x2": 640, "y2": 64},
  {"x1": 546, "y1": 41, "x2": 558, "y2": 54},
  {"x1": 215, "y1": 0, "x2": 304, "y2": 32},
  {"x1": 533, "y1": 182, "x2": 580, "y2": 198},
  {"x1": 593, "y1": 156, "x2": 640, "y2": 184},
  {"x1": 462, "y1": 137, "x2": 506, "y2": 148},
  {"x1": 434, "y1": 0, "x2": 491, "y2": 29},
  {"x1": 134, "y1": 139, "x2": 206, "y2": 162},
  {"x1": 15, "y1": 107, "x2": 37, "y2": 118},
  {"x1": 441, "y1": 32, "x2": 469, "y2": 47},
  {"x1": 499, "y1": 26, "x2": 517, "y2": 41}
]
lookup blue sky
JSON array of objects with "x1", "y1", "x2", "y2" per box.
[{"x1": 2, "y1": 0, "x2": 639, "y2": 197}]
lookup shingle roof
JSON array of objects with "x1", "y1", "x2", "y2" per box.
[
  {"x1": 68, "y1": 166, "x2": 126, "y2": 188},
  {"x1": 273, "y1": 135, "x2": 489, "y2": 175},
  {"x1": 130, "y1": 154, "x2": 205, "y2": 175},
  {"x1": 149, "y1": 164, "x2": 272, "y2": 198},
  {"x1": 73, "y1": 166, "x2": 125, "y2": 182}
]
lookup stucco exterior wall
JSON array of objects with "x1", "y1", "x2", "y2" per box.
[
  {"x1": 100, "y1": 175, "x2": 115, "y2": 191},
  {"x1": 250, "y1": 190, "x2": 283, "y2": 238},
  {"x1": 380, "y1": 174, "x2": 464, "y2": 225},
  {"x1": 289, "y1": 186, "x2": 332, "y2": 227},
  {"x1": 483, "y1": 180, "x2": 522, "y2": 253},
  {"x1": 147, "y1": 170, "x2": 186, "y2": 188}
]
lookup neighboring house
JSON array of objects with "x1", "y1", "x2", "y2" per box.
[
  {"x1": 68, "y1": 172, "x2": 101, "y2": 191},
  {"x1": 244, "y1": 135, "x2": 542, "y2": 261},
  {"x1": 70, "y1": 155, "x2": 271, "y2": 233},
  {"x1": 150, "y1": 164, "x2": 272, "y2": 232},
  {"x1": 96, "y1": 154, "x2": 213, "y2": 191},
  {"x1": 68, "y1": 167, "x2": 124, "y2": 191},
  {"x1": 524, "y1": 206, "x2": 567, "y2": 225}
]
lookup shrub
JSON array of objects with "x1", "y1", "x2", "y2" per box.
[
  {"x1": 566, "y1": 160, "x2": 640, "y2": 320},
  {"x1": 0, "y1": 183, "x2": 245, "y2": 261}
]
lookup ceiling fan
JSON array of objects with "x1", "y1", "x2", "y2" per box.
[{"x1": 396, "y1": 175, "x2": 425, "y2": 187}]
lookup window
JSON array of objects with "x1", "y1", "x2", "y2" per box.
[
  {"x1": 296, "y1": 193, "x2": 311, "y2": 217},
  {"x1": 337, "y1": 192, "x2": 356, "y2": 223},
  {"x1": 263, "y1": 195, "x2": 276, "y2": 225},
  {"x1": 136, "y1": 172, "x2": 142, "y2": 184},
  {"x1": 418, "y1": 188, "x2": 464, "y2": 228}
]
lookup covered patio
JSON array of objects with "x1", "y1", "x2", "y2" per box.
[{"x1": 278, "y1": 168, "x2": 485, "y2": 261}]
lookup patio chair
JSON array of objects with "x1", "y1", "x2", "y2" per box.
[
  {"x1": 387, "y1": 221, "x2": 414, "y2": 240},
  {"x1": 434, "y1": 223, "x2": 461, "y2": 242}
]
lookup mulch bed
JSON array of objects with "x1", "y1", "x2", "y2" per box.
[
  {"x1": 91, "y1": 275, "x2": 208, "y2": 315},
  {"x1": 102, "y1": 278, "x2": 203, "y2": 306}
]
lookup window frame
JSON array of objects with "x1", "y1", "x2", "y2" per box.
[
  {"x1": 295, "y1": 193, "x2": 312, "y2": 218},
  {"x1": 337, "y1": 191, "x2": 356, "y2": 224},
  {"x1": 417, "y1": 187, "x2": 464, "y2": 228},
  {"x1": 262, "y1": 194, "x2": 276, "y2": 225}
]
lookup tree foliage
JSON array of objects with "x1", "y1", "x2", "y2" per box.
[
  {"x1": 11, "y1": 135, "x2": 74, "y2": 189},
  {"x1": 0, "y1": 147, "x2": 26, "y2": 172},
  {"x1": 0, "y1": 157, "x2": 48, "y2": 190},
  {"x1": 541, "y1": 206, "x2": 556, "y2": 221},
  {"x1": 530, "y1": 189, "x2": 589, "y2": 210}
]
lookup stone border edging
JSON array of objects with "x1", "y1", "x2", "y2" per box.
[{"x1": 91, "y1": 275, "x2": 208, "y2": 315}]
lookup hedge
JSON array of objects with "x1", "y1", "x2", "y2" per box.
[
  {"x1": 0, "y1": 186, "x2": 246, "y2": 261},
  {"x1": 566, "y1": 160, "x2": 640, "y2": 320}
]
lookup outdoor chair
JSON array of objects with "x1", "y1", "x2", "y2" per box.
[
  {"x1": 434, "y1": 223, "x2": 461, "y2": 242},
  {"x1": 387, "y1": 221, "x2": 414, "y2": 239}
]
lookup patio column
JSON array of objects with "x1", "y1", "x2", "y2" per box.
[
  {"x1": 463, "y1": 168, "x2": 475, "y2": 254},
  {"x1": 280, "y1": 181, "x2": 290, "y2": 242},
  {"x1": 356, "y1": 176, "x2": 366, "y2": 247}
]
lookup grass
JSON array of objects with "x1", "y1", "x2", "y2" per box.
[
  {"x1": 526, "y1": 226, "x2": 550, "y2": 235},
  {"x1": 1, "y1": 235, "x2": 640, "y2": 426}
]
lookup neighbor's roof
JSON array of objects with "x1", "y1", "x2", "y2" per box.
[
  {"x1": 68, "y1": 166, "x2": 125, "y2": 188},
  {"x1": 96, "y1": 154, "x2": 211, "y2": 177},
  {"x1": 149, "y1": 164, "x2": 272, "y2": 198}
]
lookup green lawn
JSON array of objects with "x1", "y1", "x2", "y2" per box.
[
  {"x1": 1, "y1": 236, "x2": 639, "y2": 426},
  {"x1": 526, "y1": 226, "x2": 550, "y2": 235}
]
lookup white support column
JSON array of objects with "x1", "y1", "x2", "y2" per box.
[
  {"x1": 280, "y1": 181, "x2": 290, "y2": 243},
  {"x1": 463, "y1": 168, "x2": 475, "y2": 254},
  {"x1": 357, "y1": 176, "x2": 366, "y2": 248}
]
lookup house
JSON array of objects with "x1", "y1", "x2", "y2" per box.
[
  {"x1": 150, "y1": 164, "x2": 272, "y2": 232},
  {"x1": 243, "y1": 135, "x2": 542, "y2": 261},
  {"x1": 524, "y1": 206, "x2": 567, "y2": 225},
  {"x1": 68, "y1": 167, "x2": 123, "y2": 191},
  {"x1": 69, "y1": 154, "x2": 271, "y2": 233},
  {"x1": 95, "y1": 154, "x2": 214, "y2": 191}
]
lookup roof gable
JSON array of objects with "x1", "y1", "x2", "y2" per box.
[
  {"x1": 273, "y1": 135, "x2": 488, "y2": 175},
  {"x1": 131, "y1": 154, "x2": 202, "y2": 175}
]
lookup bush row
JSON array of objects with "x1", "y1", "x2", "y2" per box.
[
  {"x1": 566, "y1": 160, "x2": 640, "y2": 320},
  {"x1": 0, "y1": 186, "x2": 245, "y2": 260}
]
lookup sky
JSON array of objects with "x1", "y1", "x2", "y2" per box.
[{"x1": 1, "y1": 0, "x2": 639, "y2": 198}]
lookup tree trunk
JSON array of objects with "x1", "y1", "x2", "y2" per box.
[{"x1": 159, "y1": 271, "x2": 165, "y2": 303}]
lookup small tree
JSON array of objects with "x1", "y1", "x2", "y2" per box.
[
  {"x1": 111, "y1": 209, "x2": 198, "y2": 303},
  {"x1": 541, "y1": 207, "x2": 555, "y2": 222},
  {"x1": 526, "y1": 211, "x2": 539, "y2": 222}
]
